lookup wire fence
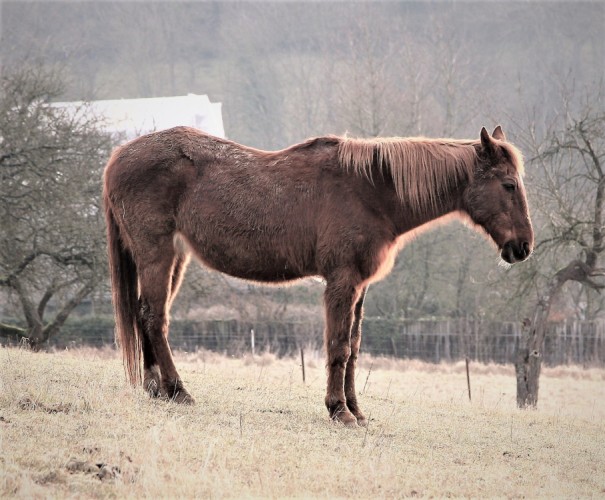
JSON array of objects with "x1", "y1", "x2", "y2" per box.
[{"x1": 14, "y1": 316, "x2": 605, "y2": 367}]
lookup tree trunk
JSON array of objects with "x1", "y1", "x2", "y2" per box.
[
  {"x1": 515, "y1": 318, "x2": 543, "y2": 408},
  {"x1": 27, "y1": 323, "x2": 45, "y2": 351},
  {"x1": 515, "y1": 260, "x2": 594, "y2": 408},
  {"x1": 39, "y1": 282, "x2": 94, "y2": 344}
]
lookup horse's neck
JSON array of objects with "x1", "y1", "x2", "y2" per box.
[
  {"x1": 374, "y1": 141, "x2": 474, "y2": 234},
  {"x1": 389, "y1": 177, "x2": 467, "y2": 235}
]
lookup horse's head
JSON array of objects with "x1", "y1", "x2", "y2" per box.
[{"x1": 464, "y1": 126, "x2": 534, "y2": 264}]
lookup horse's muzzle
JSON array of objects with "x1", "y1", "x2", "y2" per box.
[{"x1": 501, "y1": 241, "x2": 531, "y2": 264}]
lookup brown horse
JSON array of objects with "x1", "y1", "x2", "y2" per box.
[{"x1": 103, "y1": 125, "x2": 533, "y2": 426}]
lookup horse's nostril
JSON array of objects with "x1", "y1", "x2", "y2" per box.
[{"x1": 504, "y1": 241, "x2": 531, "y2": 263}]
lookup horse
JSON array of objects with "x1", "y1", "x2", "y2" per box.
[{"x1": 103, "y1": 125, "x2": 533, "y2": 427}]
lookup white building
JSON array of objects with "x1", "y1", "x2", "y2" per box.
[{"x1": 53, "y1": 93, "x2": 225, "y2": 140}]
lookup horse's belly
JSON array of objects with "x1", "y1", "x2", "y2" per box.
[
  {"x1": 201, "y1": 253, "x2": 310, "y2": 283},
  {"x1": 182, "y1": 232, "x2": 315, "y2": 283}
]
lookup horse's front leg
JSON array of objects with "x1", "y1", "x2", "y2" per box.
[
  {"x1": 324, "y1": 278, "x2": 363, "y2": 427},
  {"x1": 344, "y1": 287, "x2": 368, "y2": 426}
]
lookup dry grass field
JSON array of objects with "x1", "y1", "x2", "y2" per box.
[{"x1": 1, "y1": 346, "x2": 604, "y2": 498}]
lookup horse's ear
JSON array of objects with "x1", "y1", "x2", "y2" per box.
[
  {"x1": 492, "y1": 125, "x2": 506, "y2": 141},
  {"x1": 480, "y1": 127, "x2": 496, "y2": 155}
]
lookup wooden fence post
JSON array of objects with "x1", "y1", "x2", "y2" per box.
[
  {"x1": 465, "y1": 357, "x2": 471, "y2": 402},
  {"x1": 390, "y1": 337, "x2": 398, "y2": 357}
]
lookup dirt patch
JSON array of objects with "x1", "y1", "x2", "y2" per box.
[
  {"x1": 18, "y1": 396, "x2": 72, "y2": 414},
  {"x1": 65, "y1": 459, "x2": 120, "y2": 481}
]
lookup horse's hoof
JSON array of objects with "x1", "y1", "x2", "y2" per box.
[
  {"x1": 144, "y1": 366, "x2": 162, "y2": 398},
  {"x1": 160, "y1": 379, "x2": 195, "y2": 405},
  {"x1": 342, "y1": 417, "x2": 359, "y2": 428},
  {"x1": 346, "y1": 403, "x2": 367, "y2": 427},
  {"x1": 330, "y1": 407, "x2": 359, "y2": 428},
  {"x1": 144, "y1": 379, "x2": 161, "y2": 398},
  {"x1": 172, "y1": 390, "x2": 195, "y2": 405},
  {"x1": 356, "y1": 416, "x2": 368, "y2": 427}
]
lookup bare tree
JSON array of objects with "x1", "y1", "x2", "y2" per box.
[
  {"x1": 0, "y1": 65, "x2": 112, "y2": 348},
  {"x1": 514, "y1": 84, "x2": 605, "y2": 407}
]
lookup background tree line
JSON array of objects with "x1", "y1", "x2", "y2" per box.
[{"x1": 1, "y1": 2, "x2": 604, "y2": 404}]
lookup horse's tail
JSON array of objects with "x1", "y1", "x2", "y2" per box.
[{"x1": 103, "y1": 180, "x2": 142, "y2": 386}]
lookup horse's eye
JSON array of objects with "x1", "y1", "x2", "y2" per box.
[{"x1": 502, "y1": 182, "x2": 516, "y2": 192}]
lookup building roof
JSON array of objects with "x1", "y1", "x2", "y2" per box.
[{"x1": 53, "y1": 93, "x2": 225, "y2": 140}]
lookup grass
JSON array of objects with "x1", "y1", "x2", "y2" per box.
[{"x1": 1, "y1": 346, "x2": 604, "y2": 498}]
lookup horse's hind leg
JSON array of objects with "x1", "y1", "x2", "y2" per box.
[
  {"x1": 140, "y1": 302, "x2": 161, "y2": 397},
  {"x1": 141, "y1": 251, "x2": 190, "y2": 396},
  {"x1": 138, "y1": 239, "x2": 194, "y2": 404},
  {"x1": 344, "y1": 287, "x2": 368, "y2": 426}
]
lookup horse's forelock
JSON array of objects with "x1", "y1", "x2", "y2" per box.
[
  {"x1": 499, "y1": 141, "x2": 525, "y2": 176},
  {"x1": 338, "y1": 136, "x2": 477, "y2": 213}
]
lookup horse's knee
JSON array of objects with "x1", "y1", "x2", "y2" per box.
[{"x1": 328, "y1": 342, "x2": 351, "y2": 368}]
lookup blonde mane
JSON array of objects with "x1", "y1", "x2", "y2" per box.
[{"x1": 338, "y1": 136, "x2": 478, "y2": 213}]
